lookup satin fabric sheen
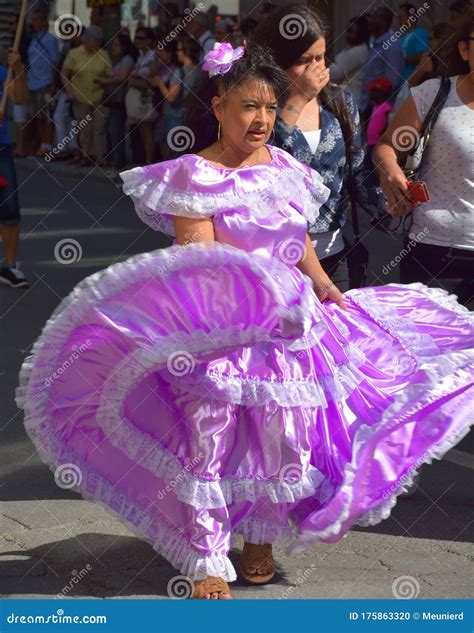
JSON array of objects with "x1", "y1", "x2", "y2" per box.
[{"x1": 16, "y1": 145, "x2": 473, "y2": 582}]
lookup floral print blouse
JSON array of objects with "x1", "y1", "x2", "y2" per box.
[{"x1": 272, "y1": 89, "x2": 383, "y2": 234}]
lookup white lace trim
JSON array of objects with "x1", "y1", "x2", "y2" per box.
[
  {"x1": 347, "y1": 283, "x2": 474, "y2": 365},
  {"x1": 403, "y1": 283, "x2": 474, "y2": 327},
  {"x1": 157, "y1": 342, "x2": 368, "y2": 407},
  {"x1": 235, "y1": 518, "x2": 293, "y2": 545},
  {"x1": 288, "y1": 350, "x2": 474, "y2": 553},
  {"x1": 16, "y1": 242, "x2": 320, "y2": 410},
  {"x1": 26, "y1": 432, "x2": 237, "y2": 582},
  {"x1": 120, "y1": 163, "x2": 329, "y2": 235},
  {"x1": 97, "y1": 370, "x2": 327, "y2": 508},
  {"x1": 348, "y1": 286, "x2": 440, "y2": 362}
]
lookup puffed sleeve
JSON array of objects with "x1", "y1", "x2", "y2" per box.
[{"x1": 120, "y1": 155, "x2": 220, "y2": 236}]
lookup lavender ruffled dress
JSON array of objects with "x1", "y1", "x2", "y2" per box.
[{"x1": 16, "y1": 145, "x2": 473, "y2": 582}]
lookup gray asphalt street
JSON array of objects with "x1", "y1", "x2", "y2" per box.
[{"x1": 0, "y1": 158, "x2": 472, "y2": 600}]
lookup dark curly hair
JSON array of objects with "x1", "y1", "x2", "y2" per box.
[
  {"x1": 251, "y1": 3, "x2": 356, "y2": 151},
  {"x1": 181, "y1": 42, "x2": 289, "y2": 154}
]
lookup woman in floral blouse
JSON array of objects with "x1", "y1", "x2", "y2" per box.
[{"x1": 253, "y1": 4, "x2": 378, "y2": 291}]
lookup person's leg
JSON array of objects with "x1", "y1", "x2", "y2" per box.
[
  {"x1": 27, "y1": 91, "x2": 39, "y2": 156},
  {"x1": 400, "y1": 240, "x2": 474, "y2": 307},
  {"x1": 73, "y1": 103, "x2": 93, "y2": 163},
  {"x1": 115, "y1": 109, "x2": 127, "y2": 168},
  {"x1": 442, "y1": 250, "x2": 474, "y2": 308},
  {"x1": 53, "y1": 92, "x2": 68, "y2": 148},
  {"x1": 400, "y1": 241, "x2": 452, "y2": 285},
  {"x1": 129, "y1": 123, "x2": 145, "y2": 165},
  {"x1": 139, "y1": 120, "x2": 155, "y2": 164},
  {"x1": 38, "y1": 115, "x2": 54, "y2": 150},
  {"x1": 235, "y1": 497, "x2": 287, "y2": 583},
  {"x1": 13, "y1": 105, "x2": 28, "y2": 157},
  {"x1": 92, "y1": 105, "x2": 108, "y2": 165},
  {"x1": 0, "y1": 145, "x2": 28, "y2": 287}
]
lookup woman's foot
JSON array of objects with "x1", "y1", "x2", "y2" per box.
[
  {"x1": 192, "y1": 576, "x2": 232, "y2": 599},
  {"x1": 239, "y1": 542, "x2": 275, "y2": 584}
]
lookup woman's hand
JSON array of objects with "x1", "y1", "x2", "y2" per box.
[
  {"x1": 7, "y1": 48, "x2": 22, "y2": 73},
  {"x1": 291, "y1": 61, "x2": 330, "y2": 101},
  {"x1": 314, "y1": 279, "x2": 347, "y2": 309},
  {"x1": 379, "y1": 163, "x2": 415, "y2": 217}
]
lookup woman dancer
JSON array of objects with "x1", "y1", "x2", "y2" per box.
[{"x1": 17, "y1": 43, "x2": 473, "y2": 600}]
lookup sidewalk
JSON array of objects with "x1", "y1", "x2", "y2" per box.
[{"x1": 15, "y1": 156, "x2": 124, "y2": 185}]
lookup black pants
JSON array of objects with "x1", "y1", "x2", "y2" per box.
[{"x1": 400, "y1": 240, "x2": 474, "y2": 307}]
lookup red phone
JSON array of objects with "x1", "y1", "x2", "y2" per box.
[{"x1": 406, "y1": 180, "x2": 430, "y2": 204}]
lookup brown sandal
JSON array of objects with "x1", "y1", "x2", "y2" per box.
[
  {"x1": 193, "y1": 576, "x2": 232, "y2": 599},
  {"x1": 239, "y1": 543, "x2": 276, "y2": 584}
]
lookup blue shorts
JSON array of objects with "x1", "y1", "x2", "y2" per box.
[{"x1": 0, "y1": 144, "x2": 21, "y2": 225}]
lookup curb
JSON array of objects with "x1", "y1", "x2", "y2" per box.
[{"x1": 15, "y1": 157, "x2": 119, "y2": 184}]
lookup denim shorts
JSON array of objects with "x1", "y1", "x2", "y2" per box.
[{"x1": 0, "y1": 144, "x2": 21, "y2": 225}]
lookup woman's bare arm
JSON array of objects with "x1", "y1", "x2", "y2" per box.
[
  {"x1": 372, "y1": 95, "x2": 422, "y2": 216},
  {"x1": 297, "y1": 234, "x2": 347, "y2": 308},
  {"x1": 173, "y1": 217, "x2": 215, "y2": 245}
]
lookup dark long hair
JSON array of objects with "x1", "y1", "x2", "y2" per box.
[
  {"x1": 251, "y1": 3, "x2": 356, "y2": 151},
  {"x1": 115, "y1": 33, "x2": 138, "y2": 62},
  {"x1": 444, "y1": 7, "x2": 474, "y2": 76},
  {"x1": 349, "y1": 15, "x2": 370, "y2": 46},
  {"x1": 182, "y1": 43, "x2": 289, "y2": 153},
  {"x1": 177, "y1": 33, "x2": 202, "y2": 66}
]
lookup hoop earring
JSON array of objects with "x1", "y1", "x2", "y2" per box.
[{"x1": 217, "y1": 122, "x2": 221, "y2": 140}]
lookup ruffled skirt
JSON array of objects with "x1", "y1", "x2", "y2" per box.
[{"x1": 16, "y1": 243, "x2": 474, "y2": 581}]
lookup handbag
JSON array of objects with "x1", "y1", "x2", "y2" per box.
[
  {"x1": 376, "y1": 76, "x2": 451, "y2": 235},
  {"x1": 125, "y1": 86, "x2": 157, "y2": 124}
]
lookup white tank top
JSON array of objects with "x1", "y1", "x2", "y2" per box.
[{"x1": 409, "y1": 76, "x2": 474, "y2": 250}]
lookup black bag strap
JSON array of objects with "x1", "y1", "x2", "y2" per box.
[
  {"x1": 418, "y1": 77, "x2": 451, "y2": 140},
  {"x1": 345, "y1": 148, "x2": 361, "y2": 242},
  {"x1": 408, "y1": 76, "x2": 451, "y2": 161}
]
